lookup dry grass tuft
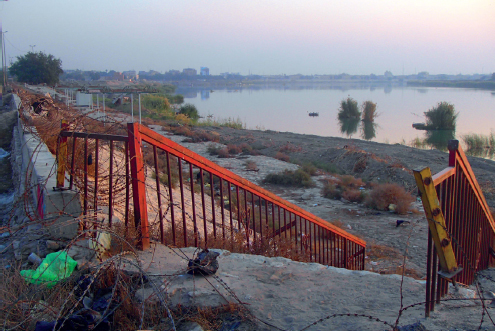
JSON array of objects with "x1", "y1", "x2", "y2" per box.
[{"x1": 365, "y1": 183, "x2": 414, "y2": 214}]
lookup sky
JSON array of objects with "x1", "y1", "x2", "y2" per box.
[{"x1": 1, "y1": 0, "x2": 494, "y2": 76}]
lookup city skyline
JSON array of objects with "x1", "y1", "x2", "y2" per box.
[{"x1": 1, "y1": 0, "x2": 494, "y2": 76}]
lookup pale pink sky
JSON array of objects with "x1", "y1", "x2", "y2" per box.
[{"x1": 1, "y1": 0, "x2": 494, "y2": 75}]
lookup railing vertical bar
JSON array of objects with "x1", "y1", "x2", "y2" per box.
[
  {"x1": 189, "y1": 164, "x2": 198, "y2": 247},
  {"x1": 124, "y1": 141, "x2": 129, "y2": 227},
  {"x1": 265, "y1": 199, "x2": 269, "y2": 241},
  {"x1": 167, "y1": 152, "x2": 177, "y2": 246},
  {"x1": 236, "y1": 185, "x2": 241, "y2": 232},
  {"x1": 228, "y1": 182, "x2": 233, "y2": 244},
  {"x1": 108, "y1": 141, "x2": 114, "y2": 226},
  {"x1": 283, "y1": 209, "x2": 287, "y2": 239},
  {"x1": 244, "y1": 189, "x2": 250, "y2": 250},
  {"x1": 178, "y1": 158, "x2": 188, "y2": 246},
  {"x1": 69, "y1": 137, "x2": 76, "y2": 190},
  {"x1": 93, "y1": 139, "x2": 99, "y2": 220},
  {"x1": 152, "y1": 146, "x2": 164, "y2": 244},
  {"x1": 199, "y1": 168, "x2": 206, "y2": 246},
  {"x1": 210, "y1": 172, "x2": 216, "y2": 238},
  {"x1": 272, "y1": 202, "x2": 277, "y2": 250},
  {"x1": 219, "y1": 178, "x2": 225, "y2": 239},
  {"x1": 294, "y1": 214, "x2": 298, "y2": 254},
  {"x1": 251, "y1": 193, "x2": 256, "y2": 243},
  {"x1": 304, "y1": 219, "x2": 309, "y2": 261},
  {"x1": 426, "y1": 232, "x2": 433, "y2": 316},
  {"x1": 258, "y1": 196, "x2": 263, "y2": 243},
  {"x1": 83, "y1": 137, "x2": 88, "y2": 215},
  {"x1": 244, "y1": 189, "x2": 249, "y2": 247}
]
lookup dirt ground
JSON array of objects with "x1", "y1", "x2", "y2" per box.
[{"x1": 163, "y1": 125, "x2": 495, "y2": 279}]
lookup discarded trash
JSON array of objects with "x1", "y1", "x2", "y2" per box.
[
  {"x1": 388, "y1": 204, "x2": 396, "y2": 212},
  {"x1": 34, "y1": 308, "x2": 109, "y2": 331},
  {"x1": 187, "y1": 249, "x2": 220, "y2": 276},
  {"x1": 28, "y1": 252, "x2": 42, "y2": 266},
  {"x1": 370, "y1": 261, "x2": 378, "y2": 265},
  {"x1": 396, "y1": 220, "x2": 411, "y2": 227},
  {"x1": 21, "y1": 251, "x2": 77, "y2": 287}
]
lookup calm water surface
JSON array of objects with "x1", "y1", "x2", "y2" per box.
[{"x1": 177, "y1": 86, "x2": 495, "y2": 145}]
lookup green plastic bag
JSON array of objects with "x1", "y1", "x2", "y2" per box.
[{"x1": 21, "y1": 251, "x2": 77, "y2": 287}]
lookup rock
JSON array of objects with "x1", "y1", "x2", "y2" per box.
[
  {"x1": 45, "y1": 240, "x2": 59, "y2": 251},
  {"x1": 26, "y1": 223, "x2": 42, "y2": 232},
  {"x1": 397, "y1": 321, "x2": 427, "y2": 331},
  {"x1": 67, "y1": 239, "x2": 96, "y2": 261}
]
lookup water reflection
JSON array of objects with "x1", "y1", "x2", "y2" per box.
[
  {"x1": 339, "y1": 118, "x2": 360, "y2": 137},
  {"x1": 361, "y1": 122, "x2": 377, "y2": 140},
  {"x1": 424, "y1": 130, "x2": 455, "y2": 151}
]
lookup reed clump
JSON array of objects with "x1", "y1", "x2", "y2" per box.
[
  {"x1": 424, "y1": 102, "x2": 458, "y2": 130},
  {"x1": 463, "y1": 132, "x2": 495, "y2": 157},
  {"x1": 338, "y1": 97, "x2": 361, "y2": 120},
  {"x1": 361, "y1": 101, "x2": 378, "y2": 123}
]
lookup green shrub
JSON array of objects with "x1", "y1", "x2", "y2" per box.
[
  {"x1": 424, "y1": 102, "x2": 458, "y2": 130},
  {"x1": 179, "y1": 103, "x2": 200, "y2": 121},
  {"x1": 338, "y1": 97, "x2": 361, "y2": 120},
  {"x1": 263, "y1": 169, "x2": 315, "y2": 187}
]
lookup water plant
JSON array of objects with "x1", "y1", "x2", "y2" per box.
[
  {"x1": 338, "y1": 97, "x2": 361, "y2": 120},
  {"x1": 424, "y1": 102, "x2": 458, "y2": 130},
  {"x1": 361, "y1": 101, "x2": 378, "y2": 123},
  {"x1": 463, "y1": 132, "x2": 495, "y2": 158}
]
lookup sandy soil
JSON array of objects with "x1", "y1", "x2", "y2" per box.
[{"x1": 152, "y1": 124, "x2": 495, "y2": 280}]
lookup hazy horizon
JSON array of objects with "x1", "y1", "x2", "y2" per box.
[{"x1": 1, "y1": 0, "x2": 494, "y2": 76}]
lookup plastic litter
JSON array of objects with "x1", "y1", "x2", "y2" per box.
[
  {"x1": 34, "y1": 308, "x2": 109, "y2": 331},
  {"x1": 21, "y1": 251, "x2": 77, "y2": 288},
  {"x1": 187, "y1": 249, "x2": 220, "y2": 275}
]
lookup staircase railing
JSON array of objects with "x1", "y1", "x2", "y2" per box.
[
  {"x1": 414, "y1": 140, "x2": 495, "y2": 317},
  {"x1": 58, "y1": 122, "x2": 366, "y2": 270}
]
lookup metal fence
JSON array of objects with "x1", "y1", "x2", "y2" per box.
[
  {"x1": 58, "y1": 122, "x2": 366, "y2": 270},
  {"x1": 416, "y1": 140, "x2": 495, "y2": 316}
]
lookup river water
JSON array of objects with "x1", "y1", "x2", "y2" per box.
[{"x1": 176, "y1": 86, "x2": 495, "y2": 147}]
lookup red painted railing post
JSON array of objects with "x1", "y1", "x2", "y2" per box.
[
  {"x1": 128, "y1": 123, "x2": 150, "y2": 250},
  {"x1": 56, "y1": 120, "x2": 68, "y2": 188}
]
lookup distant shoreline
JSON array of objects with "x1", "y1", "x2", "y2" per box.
[{"x1": 407, "y1": 80, "x2": 495, "y2": 90}]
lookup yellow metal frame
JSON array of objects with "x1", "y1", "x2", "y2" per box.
[{"x1": 414, "y1": 167, "x2": 460, "y2": 278}]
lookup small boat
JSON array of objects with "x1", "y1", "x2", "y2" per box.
[
  {"x1": 308, "y1": 112, "x2": 319, "y2": 117},
  {"x1": 412, "y1": 123, "x2": 427, "y2": 130}
]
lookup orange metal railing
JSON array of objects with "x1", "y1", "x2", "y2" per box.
[
  {"x1": 419, "y1": 140, "x2": 495, "y2": 316},
  {"x1": 58, "y1": 123, "x2": 366, "y2": 270},
  {"x1": 128, "y1": 123, "x2": 366, "y2": 269}
]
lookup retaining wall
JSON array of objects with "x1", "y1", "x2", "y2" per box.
[{"x1": 12, "y1": 94, "x2": 81, "y2": 239}]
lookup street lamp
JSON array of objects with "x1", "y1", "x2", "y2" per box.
[{"x1": 29, "y1": 45, "x2": 36, "y2": 52}]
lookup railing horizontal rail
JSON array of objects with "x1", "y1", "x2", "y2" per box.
[{"x1": 60, "y1": 131, "x2": 129, "y2": 142}]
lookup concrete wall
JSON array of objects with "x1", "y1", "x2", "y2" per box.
[{"x1": 13, "y1": 95, "x2": 81, "y2": 239}]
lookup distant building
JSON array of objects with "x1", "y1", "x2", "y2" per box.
[
  {"x1": 122, "y1": 70, "x2": 138, "y2": 80},
  {"x1": 166, "y1": 70, "x2": 181, "y2": 76},
  {"x1": 200, "y1": 67, "x2": 209, "y2": 76},
  {"x1": 183, "y1": 68, "x2": 197, "y2": 76}
]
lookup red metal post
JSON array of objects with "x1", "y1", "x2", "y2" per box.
[{"x1": 127, "y1": 123, "x2": 150, "y2": 250}]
